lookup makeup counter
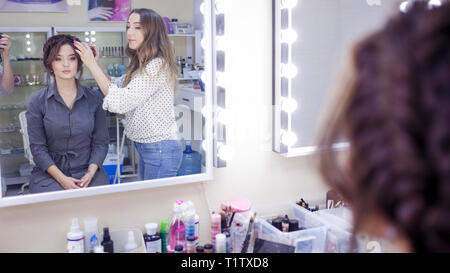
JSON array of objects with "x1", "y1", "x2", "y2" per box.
[{"x1": 65, "y1": 194, "x2": 382, "y2": 254}]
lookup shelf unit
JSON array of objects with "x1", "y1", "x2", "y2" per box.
[{"x1": 0, "y1": 27, "x2": 52, "y2": 194}]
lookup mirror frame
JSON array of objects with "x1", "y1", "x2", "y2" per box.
[
  {"x1": 0, "y1": 0, "x2": 215, "y2": 207},
  {"x1": 271, "y1": 0, "x2": 349, "y2": 157}
]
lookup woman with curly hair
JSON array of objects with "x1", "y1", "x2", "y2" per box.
[
  {"x1": 26, "y1": 34, "x2": 110, "y2": 193},
  {"x1": 318, "y1": 2, "x2": 450, "y2": 252}
]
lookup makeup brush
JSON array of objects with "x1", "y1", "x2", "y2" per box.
[
  {"x1": 241, "y1": 213, "x2": 256, "y2": 253},
  {"x1": 219, "y1": 211, "x2": 227, "y2": 233}
]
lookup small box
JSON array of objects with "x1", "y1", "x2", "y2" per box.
[{"x1": 103, "y1": 153, "x2": 123, "y2": 184}]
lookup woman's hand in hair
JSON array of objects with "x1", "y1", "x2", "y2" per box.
[{"x1": 74, "y1": 41, "x2": 97, "y2": 70}]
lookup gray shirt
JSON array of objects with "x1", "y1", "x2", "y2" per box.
[
  {"x1": 26, "y1": 81, "x2": 110, "y2": 193},
  {"x1": 0, "y1": 64, "x2": 13, "y2": 94}
]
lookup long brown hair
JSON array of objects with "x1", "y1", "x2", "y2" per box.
[
  {"x1": 318, "y1": 2, "x2": 450, "y2": 252},
  {"x1": 123, "y1": 8, "x2": 178, "y2": 92}
]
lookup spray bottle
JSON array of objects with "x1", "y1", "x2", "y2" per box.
[
  {"x1": 67, "y1": 218, "x2": 85, "y2": 253},
  {"x1": 167, "y1": 200, "x2": 186, "y2": 253}
]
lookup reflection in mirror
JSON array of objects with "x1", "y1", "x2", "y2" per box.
[
  {"x1": 0, "y1": 0, "x2": 213, "y2": 204},
  {"x1": 273, "y1": 0, "x2": 404, "y2": 156}
]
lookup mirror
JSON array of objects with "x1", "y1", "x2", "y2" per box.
[
  {"x1": 272, "y1": 0, "x2": 403, "y2": 156},
  {"x1": 0, "y1": 0, "x2": 214, "y2": 207}
]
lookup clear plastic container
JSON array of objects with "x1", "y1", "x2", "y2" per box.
[
  {"x1": 310, "y1": 206, "x2": 353, "y2": 253},
  {"x1": 253, "y1": 204, "x2": 327, "y2": 253}
]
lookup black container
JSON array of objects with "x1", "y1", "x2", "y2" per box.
[
  {"x1": 101, "y1": 227, "x2": 114, "y2": 253},
  {"x1": 289, "y1": 219, "x2": 299, "y2": 232},
  {"x1": 196, "y1": 246, "x2": 205, "y2": 253},
  {"x1": 204, "y1": 244, "x2": 213, "y2": 253},
  {"x1": 271, "y1": 217, "x2": 283, "y2": 231}
]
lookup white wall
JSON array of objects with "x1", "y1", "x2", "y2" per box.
[{"x1": 0, "y1": 0, "x2": 330, "y2": 252}]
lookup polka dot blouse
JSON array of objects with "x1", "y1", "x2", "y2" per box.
[{"x1": 103, "y1": 57, "x2": 178, "y2": 144}]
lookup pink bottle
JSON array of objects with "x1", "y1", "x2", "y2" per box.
[{"x1": 167, "y1": 200, "x2": 186, "y2": 253}]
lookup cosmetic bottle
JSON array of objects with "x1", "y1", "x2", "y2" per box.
[
  {"x1": 83, "y1": 217, "x2": 99, "y2": 253},
  {"x1": 272, "y1": 217, "x2": 283, "y2": 231},
  {"x1": 224, "y1": 231, "x2": 231, "y2": 253},
  {"x1": 160, "y1": 220, "x2": 169, "y2": 253},
  {"x1": 67, "y1": 218, "x2": 85, "y2": 253},
  {"x1": 167, "y1": 200, "x2": 186, "y2": 253},
  {"x1": 281, "y1": 215, "x2": 290, "y2": 232},
  {"x1": 144, "y1": 223, "x2": 162, "y2": 253},
  {"x1": 211, "y1": 213, "x2": 221, "y2": 250},
  {"x1": 107, "y1": 64, "x2": 114, "y2": 77},
  {"x1": 196, "y1": 245, "x2": 204, "y2": 253},
  {"x1": 289, "y1": 219, "x2": 299, "y2": 232},
  {"x1": 124, "y1": 231, "x2": 138, "y2": 252},
  {"x1": 204, "y1": 244, "x2": 213, "y2": 253},
  {"x1": 186, "y1": 236, "x2": 196, "y2": 253},
  {"x1": 174, "y1": 245, "x2": 184, "y2": 253},
  {"x1": 183, "y1": 200, "x2": 199, "y2": 246},
  {"x1": 215, "y1": 233, "x2": 226, "y2": 253},
  {"x1": 93, "y1": 245, "x2": 104, "y2": 253},
  {"x1": 101, "y1": 227, "x2": 114, "y2": 253}
]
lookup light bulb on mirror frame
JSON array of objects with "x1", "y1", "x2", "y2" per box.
[
  {"x1": 399, "y1": 1, "x2": 409, "y2": 13},
  {"x1": 216, "y1": 35, "x2": 227, "y2": 51},
  {"x1": 216, "y1": 72, "x2": 228, "y2": 88},
  {"x1": 201, "y1": 38, "x2": 208, "y2": 50},
  {"x1": 281, "y1": 28, "x2": 298, "y2": 44},
  {"x1": 428, "y1": 0, "x2": 442, "y2": 9},
  {"x1": 281, "y1": 97, "x2": 298, "y2": 113},
  {"x1": 215, "y1": 0, "x2": 231, "y2": 14},
  {"x1": 281, "y1": 0, "x2": 298, "y2": 9},
  {"x1": 281, "y1": 63, "x2": 298, "y2": 79},
  {"x1": 281, "y1": 130, "x2": 298, "y2": 147},
  {"x1": 200, "y1": 2, "x2": 207, "y2": 15},
  {"x1": 217, "y1": 143, "x2": 233, "y2": 161},
  {"x1": 216, "y1": 107, "x2": 230, "y2": 125}
]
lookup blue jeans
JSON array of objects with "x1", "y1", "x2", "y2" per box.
[{"x1": 134, "y1": 140, "x2": 183, "y2": 180}]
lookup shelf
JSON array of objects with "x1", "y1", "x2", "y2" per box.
[
  {"x1": 0, "y1": 128, "x2": 20, "y2": 133},
  {"x1": 10, "y1": 59, "x2": 43, "y2": 62},
  {"x1": 0, "y1": 105, "x2": 27, "y2": 110},
  {"x1": 169, "y1": 33, "x2": 196, "y2": 37},
  {"x1": 99, "y1": 56, "x2": 128, "y2": 59},
  {"x1": 178, "y1": 77, "x2": 199, "y2": 81},
  {"x1": 0, "y1": 148, "x2": 24, "y2": 155},
  {"x1": 14, "y1": 84, "x2": 46, "y2": 87}
]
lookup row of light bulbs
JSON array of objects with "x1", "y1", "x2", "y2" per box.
[
  {"x1": 200, "y1": 0, "x2": 233, "y2": 162},
  {"x1": 25, "y1": 33, "x2": 32, "y2": 52},
  {"x1": 84, "y1": 30, "x2": 97, "y2": 43},
  {"x1": 280, "y1": 0, "x2": 299, "y2": 148},
  {"x1": 400, "y1": 0, "x2": 442, "y2": 12}
]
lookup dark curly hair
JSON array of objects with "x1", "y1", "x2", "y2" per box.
[
  {"x1": 43, "y1": 34, "x2": 83, "y2": 83},
  {"x1": 318, "y1": 2, "x2": 450, "y2": 252}
]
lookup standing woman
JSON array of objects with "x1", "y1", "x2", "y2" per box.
[{"x1": 75, "y1": 8, "x2": 182, "y2": 181}]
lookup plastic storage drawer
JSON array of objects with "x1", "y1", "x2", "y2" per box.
[
  {"x1": 253, "y1": 203, "x2": 327, "y2": 253},
  {"x1": 311, "y1": 207, "x2": 353, "y2": 253}
]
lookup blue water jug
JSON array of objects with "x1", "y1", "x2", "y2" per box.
[{"x1": 177, "y1": 143, "x2": 202, "y2": 176}]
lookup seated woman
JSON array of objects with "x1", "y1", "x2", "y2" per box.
[{"x1": 26, "y1": 34, "x2": 110, "y2": 193}]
